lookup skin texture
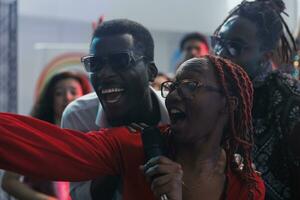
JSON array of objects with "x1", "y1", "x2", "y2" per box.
[
  {"x1": 90, "y1": 34, "x2": 159, "y2": 127},
  {"x1": 214, "y1": 16, "x2": 268, "y2": 79},
  {"x1": 215, "y1": 14, "x2": 300, "y2": 199},
  {"x1": 88, "y1": 33, "x2": 161, "y2": 199},
  {"x1": 53, "y1": 78, "x2": 84, "y2": 123},
  {"x1": 142, "y1": 58, "x2": 232, "y2": 200},
  {"x1": 182, "y1": 39, "x2": 209, "y2": 61}
]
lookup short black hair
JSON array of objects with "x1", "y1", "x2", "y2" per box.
[
  {"x1": 179, "y1": 32, "x2": 209, "y2": 52},
  {"x1": 93, "y1": 19, "x2": 154, "y2": 61}
]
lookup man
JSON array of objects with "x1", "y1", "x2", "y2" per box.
[
  {"x1": 175, "y1": 32, "x2": 209, "y2": 70},
  {"x1": 212, "y1": 0, "x2": 300, "y2": 199},
  {"x1": 61, "y1": 19, "x2": 169, "y2": 200}
]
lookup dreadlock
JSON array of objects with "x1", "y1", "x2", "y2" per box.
[
  {"x1": 214, "y1": 0, "x2": 297, "y2": 64},
  {"x1": 205, "y1": 55, "x2": 256, "y2": 199}
]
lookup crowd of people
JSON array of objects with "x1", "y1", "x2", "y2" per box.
[{"x1": 0, "y1": 0, "x2": 300, "y2": 200}]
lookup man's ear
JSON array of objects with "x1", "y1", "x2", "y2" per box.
[{"x1": 147, "y1": 62, "x2": 158, "y2": 82}]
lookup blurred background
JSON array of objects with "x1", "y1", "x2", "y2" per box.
[{"x1": 0, "y1": 0, "x2": 300, "y2": 115}]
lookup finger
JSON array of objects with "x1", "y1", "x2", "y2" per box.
[
  {"x1": 144, "y1": 163, "x2": 182, "y2": 182},
  {"x1": 151, "y1": 173, "x2": 183, "y2": 191},
  {"x1": 143, "y1": 156, "x2": 177, "y2": 171},
  {"x1": 151, "y1": 176, "x2": 182, "y2": 198}
]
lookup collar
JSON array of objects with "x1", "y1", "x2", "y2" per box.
[
  {"x1": 95, "y1": 86, "x2": 169, "y2": 128},
  {"x1": 252, "y1": 61, "x2": 273, "y2": 88}
]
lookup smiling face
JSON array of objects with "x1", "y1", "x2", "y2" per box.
[
  {"x1": 165, "y1": 58, "x2": 228, "y2": 143},
  {"x1": 214, "y1": 16, "x2": 266, "y2": 79},
  {"x1": 89, "y1": 34, "x2": 157, "y2": 126},
  {"x1": 53, "y1": 78, "x2": 84, "y2": 121}
]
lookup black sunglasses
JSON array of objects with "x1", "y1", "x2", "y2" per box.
[
  {"x1": 81, "y1": 51, "x2": 145, "y2": 73},
  {"x1": 211, "y1": 36, "x2": 249, "y2": 57},
  {"x1": 161, "y1": 80, "x2": 223, "y2": 99}
]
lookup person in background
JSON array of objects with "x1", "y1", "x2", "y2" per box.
[
  {"x1": 0, "y1": 55, "x2": 265, "y2": 200},
  {"x1": 212, "y1": 0, "x2": 300, "y2": 199},
  {"x1": 175, "y1": 32, "x2": 209, "y2": 70},
  {"x1": 62, "y1": 19, "x2": 169, "y2": 200},
  {"x1": 1, "y1": 71, "x2": 92, "y2": 200},
  {"x1": 151, "y1": 72, "x2": 172, "y2": 91}
]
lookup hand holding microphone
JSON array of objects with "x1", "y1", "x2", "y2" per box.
[{"x1": 136, "y1": 124, "x2": 183, "y2": 200}]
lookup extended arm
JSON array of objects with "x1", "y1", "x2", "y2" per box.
[{"x1": 0, "y1": 112, "x2": 120, "y2": 181}]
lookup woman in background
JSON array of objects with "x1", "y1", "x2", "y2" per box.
[{"x1": 1, "y1": 71, "x2": 92, "y2": 200}]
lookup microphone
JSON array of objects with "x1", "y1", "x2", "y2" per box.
[
  {"x1": 141, "y1": 126, "x2": 165, "y2": 161},
  {"x1": 140, "y1": 125, "x2": 168, "y2": 200}
]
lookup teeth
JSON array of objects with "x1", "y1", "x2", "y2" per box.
[
  {"x1": 101, "y1": 88, "x2": 124, "y2": 94},
  {"x1": 170, "y1": 108, "x2": 182, "y2": 114}
]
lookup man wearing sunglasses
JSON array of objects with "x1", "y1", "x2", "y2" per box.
[
  {"x1": 61, "y1": 19, "x2": 169, "y2": 200},
  {"x1": 212, "y1": 1, "x2": 300, "y2": 199}
]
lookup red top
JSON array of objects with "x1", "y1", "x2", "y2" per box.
[{"x1": 0, "y1": 113, "x2": 265, "y2": 200}]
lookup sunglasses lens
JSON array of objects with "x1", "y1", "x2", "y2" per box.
[
  {"x1": 226, "y1": 43, "x2": 240, "y2": 57},
  {"x1": 109, "y1": 53, "x2": 131, "y2": 70}
]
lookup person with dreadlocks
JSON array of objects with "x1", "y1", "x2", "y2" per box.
[
  {"x1": 212, "y1": 0, "x2": 300, "y2": 199},
  {"x1": 0, "y1": 55, "x2": 265, "y2": 200}
]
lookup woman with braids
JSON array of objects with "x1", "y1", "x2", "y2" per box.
[
  {"x1": 212, "y1": 0, "x2": 300, "y2": 199},
  {"x1": 0, "y1": 55, "x2": 264, "y2": 200}
]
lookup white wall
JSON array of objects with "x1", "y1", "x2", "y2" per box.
[{"x1": 17, "y1": 0, "x2": 300, "y2": 114}]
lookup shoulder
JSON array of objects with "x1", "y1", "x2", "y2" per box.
[
  {"x1": 265, "y1": 72, "x2": 300, "y2": 128},
  {"x1": 266, "y1": 71, "x2": 300, "y2": 97},
  {"x1": 64, "y1": 92, "x2": 100, "y2": 113},
  {"x1": 61, "y1": 92, "x2": 101, "y2": 130},
  {"x1": 227, "y1": 170, "x2": 265, "y2": 200}
]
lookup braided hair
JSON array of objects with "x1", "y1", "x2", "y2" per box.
[
  {"x1": 214, "y1": 0, "x2": 297, "y2": 64},
  {"x1": 206, "y1": 55, "x2": 256, "y2": 199}
]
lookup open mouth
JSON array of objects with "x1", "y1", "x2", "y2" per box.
[
  {"x1": 169, "y1": 108, "x2": 186, "y2": 123},
  {"x1": 100, "y1": 87, "x2": 125, "y2": 104}
]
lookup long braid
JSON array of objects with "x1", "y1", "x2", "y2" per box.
[
  {"x1": 205, "y1": 55, "x2": 256, "y2": 200},
  {"x1": 214, "y1": 0, "x2": 297, "y2": 64}
]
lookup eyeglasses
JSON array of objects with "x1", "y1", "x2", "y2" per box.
[
  {"x1": 161, "y1": 80, "x2": 223, "y2": 98},
  {"x1": 81, "y1": 51, "x2": 145, "y2": 73},
  {"x1": 211, "y1": 36, "x2": 249, "y2": 57}
]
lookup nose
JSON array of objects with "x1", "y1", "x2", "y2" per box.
[
  {"x1": 94, "y1": 64, "x2": 119, "y2": 81},
  {"x1": 64, "y1": 91, "x2": 75, "y2": 103},
  {"x1": 165, "y1": 88, "x2": 182, "y2": 107}
]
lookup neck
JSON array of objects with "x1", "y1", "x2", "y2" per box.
[
  {"x1": 109, "y1": 89, "x2": 161, "y2": 126},
  {"x1": 175, "y1": 142, "x2": 223, "y2": 173},
  {"x1": 137, "y1": 90, "x2": 160, "y2": 125},
  {"x1": 174, "y1": 122, "x2": 226, "y2": 173}
]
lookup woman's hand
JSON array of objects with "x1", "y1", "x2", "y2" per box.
[{"x1": 140, "y1": 156, "x2": 183, "y2": 200}]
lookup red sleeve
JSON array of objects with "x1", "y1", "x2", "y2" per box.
[
  {"x1": 227, "y1": 170, "x2": 265, "y2": 200},
  {"x1": 0, "y1": 112, "x2": 122, "y2": 181}
]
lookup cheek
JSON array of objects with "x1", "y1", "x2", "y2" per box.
[
  {"x1": 189, "y1": 96, "x2": 223, "y2": 126},
  {"x1": 122, "y1": 69, "x2": 149, "y2": 93},
  {"x1": 90, "y1": 74, "x2": 99, "y2": 90}
]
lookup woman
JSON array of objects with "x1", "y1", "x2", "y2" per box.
[
  {"x1": 212, "y1": 0, "x2": 300, "y2": 199},
  {"x1": 2, "y1": 71, "x2": 92, "y2": 200},
  {"x1": 0, "y1": 55, "x2": 265, "y2": 200}
]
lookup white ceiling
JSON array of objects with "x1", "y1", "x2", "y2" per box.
[{"x1": 19, "y1": 0, "x2": 299, "y2": 34}]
